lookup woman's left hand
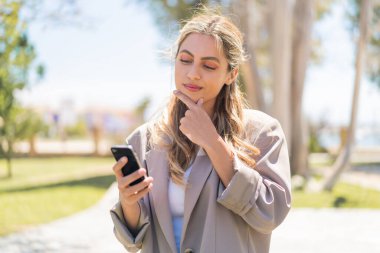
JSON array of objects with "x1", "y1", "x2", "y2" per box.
[{"x1": 173, "y1": 90, "x2": 219, "y2": 149}]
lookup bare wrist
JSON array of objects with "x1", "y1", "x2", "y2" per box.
[{"x1": 120, "y1": 199, "x2": 141, "y2": 233}]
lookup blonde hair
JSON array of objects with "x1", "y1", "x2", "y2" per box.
[{"x1": 149, "y1": 8, "x2": 260, "y2": 184}]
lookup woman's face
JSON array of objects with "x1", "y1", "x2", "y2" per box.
[{"x1": 175, "y1": 33, "x2": 237, "y2": 114}]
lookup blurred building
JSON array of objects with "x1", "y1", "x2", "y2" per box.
[{"x1": 15, "y1": 104, "x2": 141, "y2": 156}]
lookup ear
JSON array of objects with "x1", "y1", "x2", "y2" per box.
[{"x1": 225, "y1": 68, "x2": 239, "y2": 85}]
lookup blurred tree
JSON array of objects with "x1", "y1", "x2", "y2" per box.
[
  {"x1": 132, "y1": 0, "x2": 336, "y2": 177},
  {"x1": 64, "y1": 119, "x2": 87, "y2": 138},
  {"x1": 323, "y1": 0, "x2": 372, "y2": 191},
  {"x1": 289, "y1": 0, "x2": 315, "y2": 177},
  {"x1": 0, "y1": 0, "x2": 85, "y2": 177},
  {"x1": 0, "y1": 0, "x2": 38, "y2": 177},
  {"x1": 230, "y1": 0, "x2": 335, "y2": 177},
  {"x1": 308, "y1": 119, "x2": 328, "y2": 153},
  {"x1": 347, "y1": 0, "x2": 380, "y2": 87},
  {"x1": 12, "y1": 107, "x2": 48, "y2": 157},
  {"x1": 19, "y1": 0, "x2": 87, "y2": 28}
]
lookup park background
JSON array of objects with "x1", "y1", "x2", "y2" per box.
[{"x1": 1, "y1": 0, "x2": 380, "y2": 252}]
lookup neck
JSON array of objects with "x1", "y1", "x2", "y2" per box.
[{"x1": 202, "y1": 99, "x2": 215, "y2": 118}]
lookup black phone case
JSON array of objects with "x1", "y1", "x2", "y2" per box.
[{"x1": 110, "y1": 145, "x2": 144, "y2": 186}]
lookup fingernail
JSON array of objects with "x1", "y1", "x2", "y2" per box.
[{"x1": 173, "y1": 90, "x2": 178, "y2": 94}]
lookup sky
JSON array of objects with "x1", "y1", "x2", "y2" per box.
[{"x1": 16, "y1": 0, "x2": 380, "y2": 128}]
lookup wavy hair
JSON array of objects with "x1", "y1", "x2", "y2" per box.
[{"x1": 149, "y1": 8, "x2": 260, "y2": 184}]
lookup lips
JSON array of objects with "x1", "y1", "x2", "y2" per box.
[{"x1": 183, "y1": 83, "x2": 202, "y2": 92}]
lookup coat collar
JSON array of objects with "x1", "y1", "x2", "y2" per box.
[
  {"x1": 181, "y1": 155, "x2": 212, "y2": 245},
  {"x1": 145, "y1": 148, "x2": 212, "y2": 253}
]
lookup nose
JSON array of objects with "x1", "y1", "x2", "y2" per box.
[{"x1": 186, "y1": 65, "x2": 201, "y2": 80}]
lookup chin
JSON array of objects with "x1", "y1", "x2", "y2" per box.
[
  {"x1": 179, "y1": 89, "x2": 199, "y2": 101},
  {"x1": 187, "y1": 94, "x2": 200, "y2": 103}
]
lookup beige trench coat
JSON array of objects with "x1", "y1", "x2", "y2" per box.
[{"x1": 110, "y1": 109, "x2": 291, "y2": 253}]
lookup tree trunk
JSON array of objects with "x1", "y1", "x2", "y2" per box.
[
  {"x1": 241, "y1": 48, "x2": 267, "y2": 112},
  {"x1": 323, "y1": 0, "x2": 371, "y2": 191},
  {"x1": 29, "y1": 135, "x2": 37, "y2": 156},
  {"x1": 232, "y1": 0, "x2": 266, "y2": 111},
  {"x1": 6, "y1": 156, "x2": 12, "y2": 178},
  {"x1": 290, "y1": 0, "x2": 315, "y2": 176},
  {"x1": 93, "y1": 125, "x2": 100, "y2": 156},
  {"x1": 269, "y1": 0, "x2": 294, "y2": 148},
  {"x1": 6, "y1": 140, "x2": 13, "y2": 178}
]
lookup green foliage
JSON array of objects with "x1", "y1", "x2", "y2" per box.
[
  {"x1": 10, "y1": 106, "x2": 48, "y2": 140},
  {"x1": 0, "y1": 0, "x2": 44, "y2": 177},
  {"x1": 308, "y1": 118, "x2": 328, "y2": 153},
  {"x1": 64, "y1": 119, "x2": 88, "y2": 138},
  {"x1": 308, "y1": 133, "x2": 327, "y2": 153},
  {"x1": 136, "y1": 0, "x2": 212, "y2": 34},
  {"x1": 315, "y1": 0, "x2": 338, "y2": 20},
  {"x1": 0, "y1": 1, "x2": 36, "y2": 135}
]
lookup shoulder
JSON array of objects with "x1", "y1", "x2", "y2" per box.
[
  {"x1": 124, "y1": 122, "x2": 153, "y2": 161},
  {"x1": 125, "y1": 122, "x2": 150, "y2": 146},
  {"x1": 243, "y1": 108, "x2": 277, "y2": 124},
  {"x1": 243, "y1": 109, "x2": 279, "y2": 131},
  {"x1": 242, "y1": 109, "x2": 283, "y2": 144}
]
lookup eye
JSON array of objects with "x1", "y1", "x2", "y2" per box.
[
  {"x1": 204, "y1": 65, "x2": 216, "y2": 70},
  {"x1": 203, "y1": 61, "x2": 217, "y2": 70},
  {"x1": 180, "y1": 58, "x2": 192, "y2": 64}
]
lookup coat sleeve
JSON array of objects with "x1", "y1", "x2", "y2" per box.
[
  {"x1": 109, "y1": 124, "x2": 152, "y2": 251},
  {"x1": 217, "y1": 117, "x2": 291, "y2": 234},
  {"x1": 110, "y1": 199, "x2": 150, "y2": 252}
]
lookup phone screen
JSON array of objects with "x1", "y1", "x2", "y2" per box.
[{"x1": 110, "y1": 145, "x2": 144, "y2": 186}]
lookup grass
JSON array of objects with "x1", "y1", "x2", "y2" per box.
[
  {"x1": 0, "y1": 157, "x2": 115, "y2": 236},
  {"x1": 304, "y1": 155, "x2": 380, "y2": 208},
  {"x1": 292, "y1": 182, "x2": 380, "y2": 208},
  {"x1": 1, "y1": 156, "x2": 379, "y2": 236}
]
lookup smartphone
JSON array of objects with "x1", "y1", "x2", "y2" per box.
[{"x1": 110, "y1": 145, "x2": 145, "y2": 186}]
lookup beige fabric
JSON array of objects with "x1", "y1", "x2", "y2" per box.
[{"x1": 110, "y1": 109, "x2": 291, "y2": 253}]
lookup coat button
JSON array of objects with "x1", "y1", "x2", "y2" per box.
[{"x1": 184, "y1": 248, "x2": 194, "y2": 253}]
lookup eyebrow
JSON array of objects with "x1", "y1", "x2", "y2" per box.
[{"x1": 179, "y1": 49, "x2": 220, "y2": 63}]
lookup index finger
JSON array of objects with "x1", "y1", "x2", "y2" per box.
[
  {"x1": 173, "y1": 90, "x2": 196, "y2": 109},
  {"x1": 112, "y1": 156, "x2": 127, "y2": 179}
]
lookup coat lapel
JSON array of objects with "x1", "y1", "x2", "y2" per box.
[
  {"x1": 145, "y1": 150, "x2": 177, "y2": 253},
  {"x1": 181, "y1": 154, "x2": 213, "y2": 244}
]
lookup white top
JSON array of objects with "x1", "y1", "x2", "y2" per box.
[{"x1": 168, "y1": 166, "x2": 192, "y2": 216}]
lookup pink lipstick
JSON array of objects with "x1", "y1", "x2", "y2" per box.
[{"x1": 183, "y1": 84, "x2": 202, "y2": 92}]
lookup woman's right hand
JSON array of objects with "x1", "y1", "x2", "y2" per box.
[{"x1": 113, "y1": 156, "x2": 154, "y2": 206}]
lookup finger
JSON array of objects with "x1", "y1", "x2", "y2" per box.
[
  {"x1": 128, "y1": 183, "x2": 153, "y2": 203},
  {"x1": 173, "y1": 90, "x2": 196, "y2": 109},
  {"x1": 197, "y1": 98, "x2": 204, "y2": 107},
  {"x1": 125, "y1": 177, "x2": 153, "y2": 195},
  {"x1": 184, "y1": 109, "x2": 192, "y2": 117},
  {"x1": 179, "y1": 124, "x2": 188, "y2": 135},
  {"x1": 112, "y1": 157, "x2": 127, "y2": 179},
  {"x1": 119, "y1": 168, "x2": 147, "y2": 187},
  {"x1": 179, "y1": 118, "x2": 189, "y2": 132}
]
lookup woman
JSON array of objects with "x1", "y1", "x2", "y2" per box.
[{"x1": 110, "y1": 8, "x2": 291, "y2": 253}]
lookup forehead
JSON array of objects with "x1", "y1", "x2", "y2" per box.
[{"x1": 179, "y1": 33, "x2": 226, "y2": 60}]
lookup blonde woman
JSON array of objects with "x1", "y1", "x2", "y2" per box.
[{"x1": 111, "y1": 9, "x2": 291, "y2": 253}]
